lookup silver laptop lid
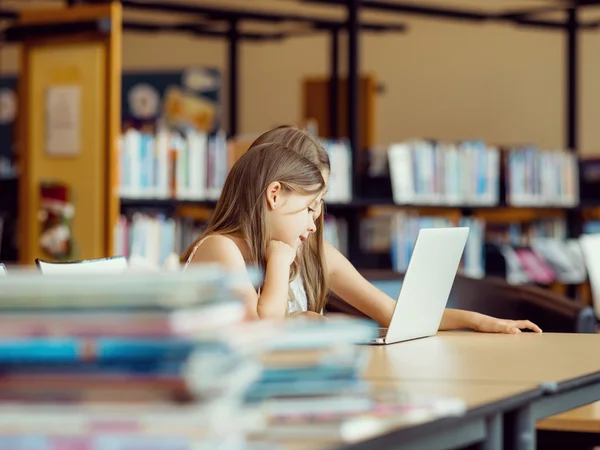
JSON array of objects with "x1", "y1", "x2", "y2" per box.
[{"x1": 386, "y1": 227, "x2": 469, "y2": 344}]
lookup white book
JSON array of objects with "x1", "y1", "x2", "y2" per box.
[
  {"x1": 123, "y1": 129, "x2": 142, "y2": 199},
  {"x1": 388, "y1": 144, "x2": 415, "y2": 205},
  {"x1": 487, "y1": 147, "x2": 499, "y2": 205},
  {"x1": 148, "y1": 217, "x2": 161, "y2": 267},
  {"x1": 329, "y1": 142, "x2": 352, "y2": 204},
  {"x1": 462, "y1": 218, "x2": 485, "y2": 279},
  {"x1": 117, "y1": 135, "x2": 126, "y2": 198},
  {"x1": 444, "y1": 144, "x2": 460, "y2": 205},
  {"x1": 187, "y1": 129, "x2": 207, "y2": 200},
  {"x1": 435, "y1": 143, "x2": 446, "y2": 204},
  {"x1": 141, "y1": 133, "x2": 155, "y2": 199},
  {"x1": 173, "y1": 134, "x2": 188, "y2": 200},
  {"x1": 418, "y1": 141, "x2": 436, "y2": 204},
  {"x1": 155, "y1": 129, "x2": 170, "y2": 199}
]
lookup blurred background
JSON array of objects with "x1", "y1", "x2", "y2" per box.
[
  {"x1": 2, "y1": 0, "x2": 600, "y2": 306},
  {"x1": 1, "y1": 2, "x2": 600, "y2": 449}
]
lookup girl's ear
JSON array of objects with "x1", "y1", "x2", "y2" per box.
[{"x1": 266, "y1": 181, "x2": 282, "y2": 210}]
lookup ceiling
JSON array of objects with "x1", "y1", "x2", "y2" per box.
[{"x1": 2, "y1": 0, "x2": 600, "y2": 37}]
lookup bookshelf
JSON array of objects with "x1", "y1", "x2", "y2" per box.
[{"x1": 1, "y1": 0, "x2": 405, "y2": 266}]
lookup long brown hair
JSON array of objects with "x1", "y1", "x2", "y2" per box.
[
  {"x1": 181, "y1": 141, "x2": 327, "y2": 311},
  {"x1": 251, "y1": 125, "x2": 331, "y2": 313}
]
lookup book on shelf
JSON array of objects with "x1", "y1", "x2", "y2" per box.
[
  {"x1": 388, "y1": 213, "x2": 485, "y2": 279},
  {"x1": 119, "y1": 127, "x2": 228, "y2": 201},
  {"x1": 114, "y1": 212, "x2": 208, "y2": 267},
  {"x1": 583, "y1": 220, "x2": 600, "y2": 235},
  {"x1": 115, "y1": 212, "x2": 349, "y2": 266},
  {"x1": 505, "y1": 147, "x2": 579, "y2": 207},
  {"x1": 321, "y1": 139, "x2": 352, "y2": 204},
  {"x1": 324, "y1": 216, "x2": 348, "y2": 257},
  {"x1": 388, "y1": 140, "x2": 500, "y2": 206},
  {"x1": 119, "y1": 129, "x2": 353, "y2": 205},
  {"x1": 486, "y1": 218, "x2": 588, "y2": 285}
]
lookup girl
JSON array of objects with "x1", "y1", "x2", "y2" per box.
[{"x1": 183, "y1": 127, "x2": 542, "y2": 334}]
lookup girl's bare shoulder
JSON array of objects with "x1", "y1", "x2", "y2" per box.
[{"x1": 189, "y1": 234, "x2": 246, "y2": 268}]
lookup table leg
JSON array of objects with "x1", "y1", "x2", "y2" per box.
[
  {"x1": 506, "y1": 405, "x2": 536, "y2": 450},
  {"x1": 477, "y1": 413, "x2": 503, "y2": 450}
]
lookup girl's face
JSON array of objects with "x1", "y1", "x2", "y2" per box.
[
  {"x1": 265, "y1": 169, "x2": 330, "y2": 250},
  {"x1": 266, "y1": 188, "x2": 325, "y2": 250}
]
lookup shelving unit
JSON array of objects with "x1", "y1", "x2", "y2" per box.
[{"x1": 0, "y1": 0, "x2": 406, "y2": 264}]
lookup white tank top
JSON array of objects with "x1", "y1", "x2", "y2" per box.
[
  {"x1": 288, "y1": 276, "x2": 309, "y2": 313},
  {"x1": 184, "y1": 236, "x2": 310, "y2": 314}
]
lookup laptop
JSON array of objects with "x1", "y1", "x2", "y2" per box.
[{"x1": 367, "y1": 227, "x2": 470, "y2": 345}]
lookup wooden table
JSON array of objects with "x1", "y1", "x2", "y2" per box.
[
  {"x1": 538, "y1": 402, "x2": 600, "y2": 433},
  {"x1": 350, "y1": 332, "x2": 600, "y2": 450},
  {"x1": 273, "y1": 380, "x2": 541, "y2": 450},
  {"x1": 361, "y1": 332, "x2": 600, "y2": 385},
  {"x1": 537, "y1": 401, "x2": 600, "y2": 449},
  {"x1": 351, "y1": 380, "x2": 541, "y2": 450}
]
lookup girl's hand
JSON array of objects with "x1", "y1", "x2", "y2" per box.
[
  {"x1": 267, "y1": 240, "x2": 296, "y2": 267},
  {"x1": 475, "y1": 316, "x2": 542, "y2": 334},
  {"x1": 290, "y1": 311, "x2": 327, "y2": 321}
]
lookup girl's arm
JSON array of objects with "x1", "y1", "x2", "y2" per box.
[
  {"x1": 190, "y1": 237, "x2": 296, "y2": 320},
  {"x1": 324, "y1": 242, "x2": 542, "y2": 333}
]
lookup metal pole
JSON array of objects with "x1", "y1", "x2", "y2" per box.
[
  {"x1": 347, "y1": 0, "x2": 359, "y2": 185},
  {"x1": 346, "y1": 0, "x2": 360, "y2": 266},
  {"x1": 566, "y1": 7, "x2": 578, "y2": 153},
  {"x1": 329, "y1": 27, "x2": 340, "y2": 139},
  {"x1": 228, "y1": 18, "x2": 239, "y2": 137},
  {"x1": 565, "y1": 8, "x2": 580, "y2": 249}
]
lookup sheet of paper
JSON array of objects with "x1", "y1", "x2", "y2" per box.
[{"x1": 45, "y1": 85, "x2": 81, "y2": 156}]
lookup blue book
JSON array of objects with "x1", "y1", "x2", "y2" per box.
[{"x1": 0, "y1": 337, "x2": 197, "y2": 363}]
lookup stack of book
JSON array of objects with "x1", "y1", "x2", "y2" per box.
[
  {"x1": 114, "y1": 212, "x2": 178, "y2": 268},
  {"x1": 388, "y1": 140, "x2": 500, "y2": 206},
  {"x1": 114, "y1": 213, "x2": 210, "y2": 268},
  {"x1": 119, "y1": 129, "x2": 354, "y2": 205},
  {"x1": 247, "y1": 316, "x2": 376, "y2": 403},
  {"x1": 505, "y1": 146, "x2": 579, "y2": 207},
  {"x1": 0, "y1": 267, "x2": 270, "y2": 449},
  {"x1": 390, "y1": 213, "x2": 485, "y2": 279},
  {"x1": 486, "y1": 218, "x2": 586, "y2": 285},
  {"x1": 119, "y1": 127, "x2": 229, "y2": 201},
  {"x1": 246, "y1": 316, "x2": 465, "y2": 446}
]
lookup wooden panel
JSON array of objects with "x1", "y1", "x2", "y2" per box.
[
  {"x1": 472, "y1": 207, "x2": 566, "y2": 223},
  {"x1": 105, "y1": 2, "x2": 122, "y2": 258},
  {"x1": 17, "y1": 4, "x2": 122, "y2": 264},
  {"x1": 176, "y1": 205, "x2": 213, "y2": 222},
  {"x1": 23, "y1": 43, "x2": 106, "y2": 263},
  {"x1": 302, "y1": 74, "x2": 378, "y2": 152},
  {"x1": 582, "y1": 207, "x2": 600, "y2": 221},
  {"x1": 18, "y1": 4, "x2": 114, "y2": 25},
  {"x1": 366, "y1": 206, "x2": 463, "y2": 225}
]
